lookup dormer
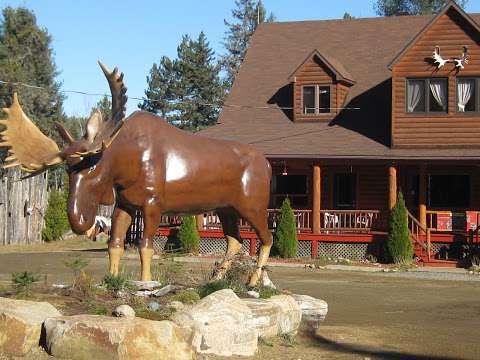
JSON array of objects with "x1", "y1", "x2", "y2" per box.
[
  {"x1": 290, "y1": 49, "x2": 355, "y2": 122},
  {"x1": 389, "y1": 1, "x2": 480, "y2": 148}
]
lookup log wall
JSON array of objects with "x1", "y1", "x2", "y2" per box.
[{"x1": 0, "y1": 168, "x2": 48, "y2": 245}]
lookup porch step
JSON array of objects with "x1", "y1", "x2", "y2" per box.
[{"x1": 418, "y1": 258, "x2": 459, "y2": 268}]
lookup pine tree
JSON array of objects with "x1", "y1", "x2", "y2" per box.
[
  {"x1": 93, "y1": 95, "x2": 112, "y2": 120},
  {"x1": 140, "y1": 32, "x2": 224, "y2": 130},
  {"x1": 178, "y1": 216, "x2": 200, "y2": 254},
  {"x1": 274, "y1": 198, "x2": 298, "y2": 258},
  {"x1": 42, "y1": 190, "x2": 70, "y2": 241},
  {"x1": 221, "y1": 0, "x2": 275, "y2": 88},
  {"x1": 374, "y1": 0, "x2": 467, "y2": 16},
  {"x1": 0, "y1": 7, "x2": 65, "y2": 141},
  {"x1": 386, "y1": 191, "x2": 413, "y2": 264},
  {"x1": 343, "y1": 12, "x2": 355, "y2": 19}
]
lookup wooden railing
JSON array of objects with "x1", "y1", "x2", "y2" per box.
[
  {"x1": 407, "y1": 210, "x2": 431, "y2": 260},
  {"x1": 426, "y1": 210, "x2": 453, "y2": 232},
  {"x1": 320, "y1": 210, "x2": 386, "y2": 233}
]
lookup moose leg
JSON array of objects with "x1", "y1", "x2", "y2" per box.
[
  {"x1": 211, "y1": 211, "x2": 243, "y2": 281},
  {"x1": 241, "y1": 209, "x2": 272, "y2": 287},
  {"x1": 139, "y1": 205, "x2": 161, "y2": 282},
  {"x1": 108, "y1": 207, "x2": 132, "y2": 276}
]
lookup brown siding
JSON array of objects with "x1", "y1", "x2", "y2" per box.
[
  {"x1": 293, "y1": 56, "x2": 340, "y2": 122},
  {"x1": 357, "y1": 167, "x2": 389, "y2": 210},
  {"x1": 392, "y1": 9, "x2": 480, "y2": 147}
]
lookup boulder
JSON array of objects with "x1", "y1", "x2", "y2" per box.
[
  {"x1": 152, "y1": 284, "x2": 179, "y2": 297},
  {"x1": 43, "y1": 315, "x2": 193, "y2": 360},
  {"x1": 112, "y1": 305, "x2": 135, "y2": 318},
  {"x1": 243, "y1": 298, "x2": 281, "y2": 338},
  {"x1": 172, "y1": 289, "x2": 257, "y2": 357},
  {"x1": 267, "y1": 295, "x2": 302, "y2": 335},
  {"x1": 246, "y1": 290, "x2": 260, "y2": 299},
  {"x1": 292, "y1": 294, "x2": 328, "y2": 332},
  {"x1": 0, "y1": 297, "x2": 61, "y2": 356},
  {"x1": 127, "y1": 280, "x2": 162, "y2": 290},
  {"x1": 260, "y1": 270, "x2": 276, "y2": 289}
]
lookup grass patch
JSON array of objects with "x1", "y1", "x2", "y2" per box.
[
  {"x1": 102, "y1": 273, "x2": 129, "y2": 292},
  {"x1": 170, "y1": 289, "x2": 200, "y2": 304},
  {"x1": 258, "y1": 286, "x2": 280, "y2": 299},
  {"x1": 279, "y1": 333, "x2": 297, "y2": 348},
  {"x1": 198, "y1": 280, "x2": 229, "y2": 298},
  {"x1": 11, "y1": 271, "x2": 40, "y2": 297},
  {"x1": 258, "y1": 336, "x2": 274, "y2": 347}
]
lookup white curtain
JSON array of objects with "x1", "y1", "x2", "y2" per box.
[
  {"x1": 429, "y1": 80, "x2": 447, "y2": 111},
  {"x1": 457, "y1": 79, "x2": 473, "y2": 112},
  {"x1": 408, "y1": 81, "x2": 422, "y2": 112}
]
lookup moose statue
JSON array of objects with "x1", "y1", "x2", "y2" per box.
[{"x1": 0, "y1": 63, "x2": 272, "y2": 286}]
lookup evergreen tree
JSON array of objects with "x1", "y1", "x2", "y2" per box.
[
  {"x1": 178, "y1": 216, "x2": 200, "y2": 254},
  {"x1": 274, "y1": 198, "x2": 298, "y2": 258},
  {"x1": 93, "y1": 95, "x2": 112, "y2": 120},
  {"x1": 343, "y1": 12, "x2": 355, "y2": 19},
  {"x1": 374, "y1": 0, "x2": 467, "y2": 16},
  {"x1": 42, "y1": 189, "x2": 69, "y2": 241},
  {"x1": 0, "y1": 7, "x2": 64, "y2": 141},
  {"x1": 386, "y1": 191, "x2": 413, "y2": 264},
  {"x1": 221, "y1": 0, "x2": 275, "y2": 88},
  {"x1": 140, "y1": 32, "x2": 223, "y2": 130}
]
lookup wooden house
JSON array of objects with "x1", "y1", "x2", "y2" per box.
[{"x1": 187, "y1": 1, "x2": 480, "y2": 265}]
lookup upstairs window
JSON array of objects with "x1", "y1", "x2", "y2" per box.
[
  {"x1": 457, "y1": 78, "x2": 478, "y2": 112},
  {"x1": 302, "y1": 85, "x2": 331, "y2": 115},
  {"x1": 407, "y1": 78, "x2": 447, "y2": 113}
]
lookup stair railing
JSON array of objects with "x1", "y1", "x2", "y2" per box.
[{"x1": 406, "y1": 210, "x2": 431, "y2": 261}]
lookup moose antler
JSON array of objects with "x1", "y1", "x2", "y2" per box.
[
  {"x1": 432, "y1": 46, "x2": 451, "y2": 68},
  {"x1": 71, "y1": 62, "x2": 128, "y2": 158},
  {"x1": 0, "y1": 93, "x2": 63, "y2": 172},
  {"x1": 454, "y1": 46, "x2": 469, "y2": 70}
]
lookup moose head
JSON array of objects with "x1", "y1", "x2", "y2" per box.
[{"x1": 0, "y1": 62, "x2": 127, "y2": 234}]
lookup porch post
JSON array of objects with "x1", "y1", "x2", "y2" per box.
[
  {"x1": 419, "y1": 164, "x2": 427, "y2": 229},
  {"x1": 196, "y1": 214, "x2": 204, "y2": 231},
  {"x1": 312, "y1": 165, "x2": 321, "y2": 234},
  {"x1": 388, "y1": 165, "x2": 397, "y2": 210}
]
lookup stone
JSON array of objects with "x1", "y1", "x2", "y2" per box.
[
  {"x1": 0, "y1": 297, "x2": 61, "y2": 356},
  {"x1": 172, "y1": 289, "x2": 257, "y2": 357},
  {"x1": 243, "y1": 298, "x2": 281, "y2": 338},
  {"x1": 292, "y1": 294, "x2": 328, "y2": 332},
  {"x1": 133, "y1": 290, "x2": 155, "y2": 297},
  {"x1": 128, "y1": 280, "x2": 161, "y2": 290},
  {"x1": 260, "y1": 270, "x2": 276, "y2": 289},
  {"x1": 246, "y1": 290, "x2": 260, "y2": 299},
  {"x1": 43, "y1": 315, "x2": 193, "y2": 360},
  {"x1": 147, "y1": 301, "x2": 161, "y2": 312},
  {"x1": 112, "y1": 305, "x2": 135, "y2": 318},
  {"x1": 168, "y1": 301, "x2": 185, "y2": 311},
  {"x1": 153, "y1": 284, "x2": 178, "y2": 297},
  {"x1": 267, "y1": 295, "x2": 302, "y2": 335}
]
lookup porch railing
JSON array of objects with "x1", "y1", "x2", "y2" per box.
[
  {"x1": 407, "y1": 210, "x2": 431, "y2": 260},
  {"x1": 320, "y1": 210, "x2": 386, "y2": 233}
]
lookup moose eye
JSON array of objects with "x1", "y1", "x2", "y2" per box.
[{"x1": 88, "y1": 165, "x2": 96, "y2": 174}]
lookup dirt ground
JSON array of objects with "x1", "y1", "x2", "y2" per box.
[{"x1": 0, "y1": 247, "x2": 479, "y2": 360}]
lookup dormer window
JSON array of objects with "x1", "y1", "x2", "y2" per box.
[
  {"x1": 302, "y1": 85, "x2": 331, "y2": 115},
  {"x1": 407, "y1": 78, "x2": 447, "y2": 113}
]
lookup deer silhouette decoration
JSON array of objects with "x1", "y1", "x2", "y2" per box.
[{"x1": 0, "y1": 63, "x2": 273, "y2": 286}]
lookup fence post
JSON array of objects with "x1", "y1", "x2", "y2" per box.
[
  {"x1": 249, "y1": 236, "x2": 257, "y2": 256},
  {"x1": 426, "y1": 228, "x2": 431, "y2": 262},
  {"x1": 311, "y1": 239, "x2": 318, "y2": 258}
]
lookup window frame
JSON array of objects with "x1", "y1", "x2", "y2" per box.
[
  {"x1": 405, "y1": 77, "x2": 448, "y2": 115},
  {"x1": 301, "y1": 84, "x2": 332, "y2": 115},
  {"x1": 456, "y1": 77, "x2": 480, "y2": 114}
]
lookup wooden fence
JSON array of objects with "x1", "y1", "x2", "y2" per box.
[{"x1": 0, "y1": 168, "x2": 48, "y2": 245}]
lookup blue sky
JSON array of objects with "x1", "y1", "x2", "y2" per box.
[{"x1": 2, "y1": 0, "x2": 480, "y2": 116}]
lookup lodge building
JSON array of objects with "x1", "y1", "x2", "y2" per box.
[{"x1": 193, "y1": 1, "x2": 480, "y2": 264}]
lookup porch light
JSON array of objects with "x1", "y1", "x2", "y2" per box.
[{"x1": 282, "y1": 163, "x2": 288, "y2": 176}]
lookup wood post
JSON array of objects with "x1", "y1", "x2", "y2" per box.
[
  {"x1": 196, "y1": 214, "x2": 204, "y2": 231},
  {"x1": 419, "y1": 164, "x2": 427, "y2": 229},
  {"x1": 388, "y1": 165, "x2": 397, "y2": 210},
  {"x1": 312, "y1": 165, "x2": 321, "y2": 234}
]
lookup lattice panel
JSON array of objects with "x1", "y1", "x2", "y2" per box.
[
  {"x1": 297, "y1": 240, "x2": 312, "y2": 258},
  {"x1": 153, "y1": 235, "x2": 168, "y2": 254},
  {"x1": 317, "y1": 242, "x2": 369, "y2": 260},
  {"x1": 199, "y1": 238, "x2": 227, "y2": 255}
]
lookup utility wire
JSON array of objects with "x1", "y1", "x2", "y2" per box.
[{"x1": 0, "y1": 79, "x2": 361, "y2": 111}]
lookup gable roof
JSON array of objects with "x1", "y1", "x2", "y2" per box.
[
  {"x1": 288, "y1": 49, "x2": 356, "y2": 85},
  {"x1": 199, "y1": 12, "x2": 480, "y2": 160},
  {"x1": 388, "y1": 1, "x2": 480, "y2": 69}
]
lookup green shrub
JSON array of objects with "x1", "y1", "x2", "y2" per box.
[
  {"x1": 102, "y1": 273, "x2": 128, "y2": 292},
  {"x1": 178, "y1": 216, "x2": 200, "y2": 254},
  {"x1": 198, "y1": 280, "x2": 229, "y2": 298},
  {"x1": 42, "y1": 190, "x2": 70, "y2": 242},
  {"x1": 170, "y1": 289, "x2": 200, "y2": 304},
  {"x1": 11, "y1": 271, "x2": 40, "y2": 296},
  {"x1": 386, "y1": 191, "x2": 413, "y2": 264},
  {"x1": 274, "y1": 198, "x2": 298, "y2": 258},
  {"x1": 258, "y1": 286, "x2": 280, "y2": 299}
]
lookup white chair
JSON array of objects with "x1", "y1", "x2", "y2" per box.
[{"x1": 324, "y1": 212, "x2": 339, "y2": 233}]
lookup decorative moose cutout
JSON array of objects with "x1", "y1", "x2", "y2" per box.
[
  {"x1": 432, "y1": 45, "x2": 469, "y2": 70},
  {"x1": 0, "y1": 63, "x2": 273, "y2": 286}
]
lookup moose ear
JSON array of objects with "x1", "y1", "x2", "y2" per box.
[{"x1": 85, "y1": 110, "x2": 103, "y2": 143}]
